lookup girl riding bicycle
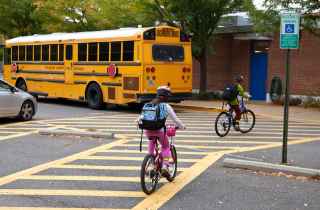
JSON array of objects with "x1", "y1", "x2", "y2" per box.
[
  {"x1": 226, "y1": 75, "x2": 251, "y2": 131},
  {"x1": 135, "y1": 86, "x2": 185, "y2": 174}
]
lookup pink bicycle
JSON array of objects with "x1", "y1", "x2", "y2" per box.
[{"x1": 140, "y1": 124, "x2": 179, "y2": 195}]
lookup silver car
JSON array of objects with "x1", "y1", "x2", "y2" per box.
[{"x1": 0, "y1": 79, "x2": 37, "y2": 121}]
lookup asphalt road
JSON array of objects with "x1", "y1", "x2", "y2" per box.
[{"x1": 0, "y1": 97, "x2": 319, "y2": 209}]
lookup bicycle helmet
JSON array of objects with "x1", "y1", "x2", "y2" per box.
[
  {"x1": 156, "y1": 86, "x2": 172, "y2": 99},
  {"x1": 235, "y1": 75, "x2": 244, "y2": 83}
]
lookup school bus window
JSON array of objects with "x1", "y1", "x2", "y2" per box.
[
  {"x1": 12, "y1": 46, "x2": 18, "y2": 61},
  {"x1": 152, "y1": 45, "x2": 184, "y2": 62},
  {"x1": 89, "y1": 43, "x2": 98, "y2": 61},
  {"x1": 4, "y1": 48, "x2": 11, "y2": 65},
  {"x1": 42, "y1": 45, "x2": 49, "y2": 61},
  {"x1": 111, "y1": 42, "x2": 121, "y2": 61},
  {"x1": 34, "y1": 45, "x2": 41, "y2": 61},
  {"x1": 99, "y1": 42, "x2": 109, "y2": 61},
  {"x1": 51, "y1": 44, "x2": 58, "y2": 61},
  {"x1": 27, "y1": 46, "x2": 33, "y2": 61},
  {"x1": 66, "y1": 45, "x2": 73, "y2": 60},
  {"x1": 59, "y1": 44, "x2": 64, "y2": 61},
  {"x1": 78, "y1": 43, "x2": 87, "y2": 61},
  {"x1": 19, "y1": 46, "x2": 26, "y2": 61},
  {"x1": 123, "y1": 41, "x2": 134, "y2": 61}
]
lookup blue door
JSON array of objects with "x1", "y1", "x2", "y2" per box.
[{"x1": 249, "y1": 41, "x2": 268, "y2": 101}]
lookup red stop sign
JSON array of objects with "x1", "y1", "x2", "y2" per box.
[
  {"x1": 108, "y1": 64, "x2": 117, "y2": 78},
  {"x1": 12, "y1": 63, "x2": 17, "y2": 73}
]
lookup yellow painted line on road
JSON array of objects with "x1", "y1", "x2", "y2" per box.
[
  {"x1": 55, "y1": 164, "x2": 189, "y2": 172},
  {"x1": 95, "y1": 149, "x2": 210, "y2": 155},
  {"x1": 81, "y1": 156, "x2": 199, "y2": 162},
  {"x1": 0, "y1": 208, "x2": 129, "y2": 210},
  {"x1": 0, "y1": 189, "x2": 146, "y2": 197},
  {"x1": 0, "y1": 138, "x2": 129, "y2": 187},
  {"x1": 20, "y1": 175, "x2": 169, "y2": 183},
  {"x1": 0, "y1": 131, "x2": 35, "y2": 141}
]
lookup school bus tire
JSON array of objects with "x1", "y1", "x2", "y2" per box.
[
  {"x1": 86, "y1": 83, "x2": 104, "y2": 110},
  {"x1": 17, "y1": 79, "x2": 27, "y2": 92}
]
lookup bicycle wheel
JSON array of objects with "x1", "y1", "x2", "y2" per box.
[
  {"x1": 140, "y1": 154, "x2": 158, "y2": 195},
  {"x1": 215, "y1": 111, "x2": 231, "y2": 137},
  {"x1": 239, "y1": 109, "x2": 255, "y2": 133},
  {"x1": 166, "y1": 145, "x2": 177, "y2": 182}
]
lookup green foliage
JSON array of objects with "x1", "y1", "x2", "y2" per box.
[
  {"x1": 303, "y1": 97, "x2": 320, "y2": 108},
  {"x1": 192, "y1": 91, "x2": 221, "y2": 101},
  {"x1": 244, "y1": 0, "x2": 320, "y2": 38},
  {"x1": 310, "y1": 172, "x2": 319, "y2": 179},
  {"x1": 272, "y1": 97, "x2": 302, "y2": 106}
]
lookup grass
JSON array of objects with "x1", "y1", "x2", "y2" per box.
[{"x1": 310, "y1": 172, "x2": 319, "y2": 179}]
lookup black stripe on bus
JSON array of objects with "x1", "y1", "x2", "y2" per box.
[
  {"x1": 11, "y1": 77, "x2": 17, "y2": 80},
  {"x1": 26, "y1": 78, "x2": 65, "y2": 83},
  {"x1": 74, "y1": 81, "x2": 87, "y2": 84},
  {"x1": 29, "y1": 91, "x2": 48, "y2": 96},
  {"x1": 74, "y1": 72, "x2": 122, "y2": 77},
  {"x1": 17, "y1": 70, "x2": 65, "y2": 74},
  {"x1": 101, "y1": 82, "x2": 122, "y2": 86},
  {"x1": 14, "y1": 62, "x2": 65, "y2": 65},
  {"x1": 74, "y1": 62, "x2": 141, "y2": 66}
]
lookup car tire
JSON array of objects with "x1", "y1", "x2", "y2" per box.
[
  {"x1": 86, "y1": 83, "x2": 104, "y2": 110},
  {"x1": 19, "y1": 101, "x2": 34, "y2": 121},
  {"x1": 17, "y1": 80, "x2": 27, "y2": 92}
]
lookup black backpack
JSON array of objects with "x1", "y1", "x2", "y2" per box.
[{"x1": 221, "y1": 84, "x2": 238, "y2": 101}]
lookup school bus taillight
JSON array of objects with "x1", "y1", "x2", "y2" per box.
[
  {"x1": 183, "y1": 67, "x2": 186, "y2": 72},
  {"x1": 151, "y1": 67, "x2": 155, "y2": 73},
  {"x1": 152, "y1": 76, "x2": 156, "y2": 80},
  {"x1": 180, "y1": 30, "x2": 191, "y2": 42},
  {"x1": 187, "y1": 68, "x2": 191, "y2": 72},
  {"x1": 182, "y1": 76, "x2": 185, "y2": 80},
  {"x1": 146, "y1": 67, "x2": 150, "y2": 73}
]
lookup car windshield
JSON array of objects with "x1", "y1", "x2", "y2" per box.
[
  {"x1": 0, "y1": 80, "x2": 11, "y2": 92},
  {"x1": 152, "y1": 45, "x2": 184, "y2": 62}
]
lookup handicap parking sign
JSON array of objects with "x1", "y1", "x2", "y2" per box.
[{"x1": 285, "y1": 24, "x2": 294, "y2": 33}]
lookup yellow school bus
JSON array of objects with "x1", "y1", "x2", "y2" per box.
[{"x1": 2, "y1": 26, "x2": 192, "y2": 109}]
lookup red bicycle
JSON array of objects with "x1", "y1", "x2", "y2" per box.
[{"x1": 140, "y1": 124, "x2": 180, "y2": 195}]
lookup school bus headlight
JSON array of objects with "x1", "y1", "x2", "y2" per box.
[
  {"x1": 187, "y1": 76, "x2": 190, "y2": 80},
  {"x1": 187, "y1": 68, "x2": 191, "y2": 72},
  {"x1": 152, "y1": 76, "x2": 156, "y2": 80},
  {"x1": 151, "y1": 67, "x2": 155, "y2": 73},
  {"x1": 146, "y1": 67, "x2": 150, "y2": 73},
  {"x1": 146, "y1": 76, "x2": 150, "y2": 80},
  {"x1": 183, "y1": 67, "x2": 186, "y2": 73}
]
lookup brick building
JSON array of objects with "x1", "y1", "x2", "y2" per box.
[{"x1": 192, "y1": 21, "x2": 320, "y2": 102}]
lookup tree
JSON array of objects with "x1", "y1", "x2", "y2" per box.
[
  {"x1": 245, "y1": 0, "x2": 320, "y2": 38},
  {"x1": 136, "y1": 0, "x2": 253, "y2": 92}
]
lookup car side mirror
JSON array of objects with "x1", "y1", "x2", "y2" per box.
[{"x1": 10, "y1": 86, "x2": 16, "y2": 93}]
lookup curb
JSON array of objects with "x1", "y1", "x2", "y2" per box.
[
  {"x1": 38, "y1": 129, "x2": 114, "y2": 139},
  {"x1": 223, "y1": 158, "x2": 320, "y2": 178}
]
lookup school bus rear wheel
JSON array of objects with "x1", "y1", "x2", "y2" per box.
[{"x1": 86, "y1": 83, "x2": 104, "y2": 110}]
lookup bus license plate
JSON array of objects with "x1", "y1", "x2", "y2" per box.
[{"x1": 147, "y1": 80, "x2": 155, "y2": 86}]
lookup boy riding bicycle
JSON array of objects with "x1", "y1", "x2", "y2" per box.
[
  {"x1": 225, "y1": 75, "x2": 251, "y2": 131},
  {"x1": 135, "y1": 86, "x2": 185, "y2": 174}
]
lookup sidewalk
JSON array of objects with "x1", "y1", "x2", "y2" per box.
[{"x1": 170, "y1": 100, "x2": 320, "y2": 123}]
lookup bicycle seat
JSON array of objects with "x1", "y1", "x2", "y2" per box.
[{"x1": 148, "y1": 136, "x2": 159, "y2": 141}]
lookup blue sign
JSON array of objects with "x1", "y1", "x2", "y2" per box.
[{"x1": 285, "y1": 24, "x2": 294, "y2": 33}]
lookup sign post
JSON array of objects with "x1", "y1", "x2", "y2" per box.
[{"x1": 280, "y1": 13, "x2": 299, "y2": 164}]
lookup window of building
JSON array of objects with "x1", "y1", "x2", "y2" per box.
[
  {"x1": 123, "y1": 41, "x2": 134, "y2": 61},
  {"x1": 111, "y1": 42, "x2": 121, "y2": 61},
  {"x1": 27, "y1": 46, "x2": 33, "y2": 61},
  {"x1": 66, "y1": 45, "x2": 73, "y2": 60},
  {"x1": 78, "y1": 43, "x2": 87, "y2": 61},
  {"x1": 34, "y1": 45, "x2": 41, "y2": 61},
  {"x1": 99, "y1": 42, "x2": 109, "y2": 61},
  {"x1": 254, "y1": 42, "x2": 269, "y2": 53},
  {"x1": 51, "y1": 44, "x2": 58, "y2": 61},
  {"x1": 42, "y1": 45, "x2": 49, "y2": 61},
  {"x1": 89, "y1": 43, "x2": 98, "y2": 61},
  {"x1": 19, "y1": 46, "x2": 25, "y2": 61},
  {"x1": 59, "y1": 44, "x2": 64, "y2": 61},
  {"x1": 12, "y1": 46, "x2": 18, "y2": 61},
  {"x1": 152, "y1": 45, "x2": 184, "y2": 62},
  {"x1": 4, "y1": 48, "x2": 11, "y2": 65}
]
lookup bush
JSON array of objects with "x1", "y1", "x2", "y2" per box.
[
  {"x1": 303, "y1": 97, "x2": 320, "y2": 108},
  {"x1": 272, "y1": 97, "x2": 302, "y2": 106},
  {"x1": 192, "y1": 91, "x2": 221, "y2": 101}
]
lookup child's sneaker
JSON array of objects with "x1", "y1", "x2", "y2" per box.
[
  {"x1": 234, "y1": 124, "x2": 240, "y2": 131},
  {"x1": 161, "y1": 164, "x2": 169, "y2": 174}
]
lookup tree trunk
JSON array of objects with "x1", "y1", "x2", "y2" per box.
[{"x1": 199, "y1": 49, "x2": 207, "y2": 93}]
